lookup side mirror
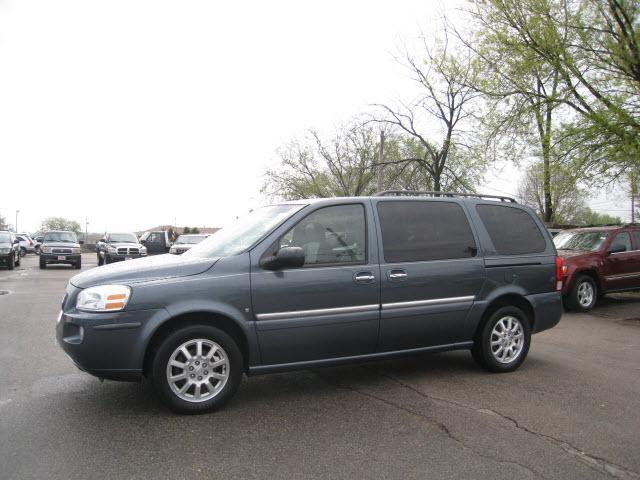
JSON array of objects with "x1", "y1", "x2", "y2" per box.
[
  {"x1": 261, "y1": 246, "x2": 305, "y2": 270},
  {"x1": 99, "y1": 238, "x2": 105, "y2": 243},
  {"x1": 13, "y1": 239, "x2": 19, "y2": 244},
  {"x1": 608, "y1": 243, "x2": 626, "y2": 255},
  {"x1": 79, "y1": 240, "x2": 84, "y2": 245}
]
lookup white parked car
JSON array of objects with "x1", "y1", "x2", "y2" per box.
[
  {"x1": 16, "y1": 233, "x2": 35, "y2": 256},
  {"x1": 169, "y1": 234, "x2": 209, "y2": 254}
]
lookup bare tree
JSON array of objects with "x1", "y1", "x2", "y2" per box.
[{"x1": 373, "y1": 32, "x2": 485, "y2": 192}]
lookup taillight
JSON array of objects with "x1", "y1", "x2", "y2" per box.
[{"x1": 555, "y1": 256, "x2": 564, "y2": 291}]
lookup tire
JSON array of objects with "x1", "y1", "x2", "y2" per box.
[
  {"x1": 35, "y1": 245, "x2": 40, "y2": 255},
  {"x1": 97, "y1": 253, "x2": 104, "y2": 266},
  {"x1": 104, "y1": 254, "x2": 111, "y2": 265},
  {"x1": 565, "y1": 275, "x2": 597, "y2": 312},
  {"x1": 39, "y1": 257, "x2": 46, "y2": 269},
  {"x1": 75, "y1": 260, "x2": 82, "y2": 269},
  {"x1": 472, "y1": 305, "x2": 531, "y2": 373},
  {"x1": 20, "y1": 247, "x2": 26, "y2": 257},
  {"x1": 151, "y1": 325, "x2": 243, "y2": 414},
  {"x1": 8, "y1": 253, "x2": 15, "y2": 270},
  {"x1": 15, "y1": 253, "x2": 20, "y2": 267}
]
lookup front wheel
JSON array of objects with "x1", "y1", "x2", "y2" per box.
[
  {"x1": 74, "y1": 260, "x2": 82, "y2": 269},
  {"x1": 15, "y1": 253, "x2": 20, "y2": 267},
  {"x1": 39, "y1": 257, "x2": 46, "y2": 269},
  {"x1": 472, "y1": 306, "x2": 531, "y2": 373},
  {"x1": 566, "y1": 275, "x2": 597, "y2": 312},
  {"x1": 20, "y1": 247, "x2": 26, "y2": 257},
  {"x1": 97, "y1": 253, "x2": 104, "y2": 266},
  {"x1": 151, "y1": 325, "x2": 243, "y2": 414},
  {"x1": 7, "y1": 253, "x2": 15, "y2": 270}
]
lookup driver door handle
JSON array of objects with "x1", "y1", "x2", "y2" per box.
[
  {"x1": 353, "y1": 272, "x2": 375, "y2": 284},
  {"x1": 388, "y1": 269, "x2": 408, "y2": 281}
]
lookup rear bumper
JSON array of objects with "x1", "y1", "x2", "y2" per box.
[{"x1": 527, "y1": 291, "x2": 563, "y2": 333}]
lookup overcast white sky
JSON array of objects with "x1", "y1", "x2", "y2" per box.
[{"x1": 0, "y1": 0, "x2": 631, "y2": 234}]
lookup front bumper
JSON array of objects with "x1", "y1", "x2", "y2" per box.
[
  {"x1": 41, "y1": 253, "x2": 81, "y2": 265},
  {"x1": 56, "y1": 307, "x2": 166, "y2": 381},
  {"x1": 0, "y1": 253, "x2": 12, "y2": 264},
  {"x1": 105, "y1": 253, "x2": 146, "y2": 262}
]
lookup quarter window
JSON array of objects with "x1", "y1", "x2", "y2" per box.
[
  {"x1": 633, "y1": 231, "x2": 640, "y2": 249},
  {"x1": 476, "y1": 204, "x2": 546, "y2": 255},
  {"x1": 377, "y1": 201, "x2": 477, "y2": 263},
  {"x1": 280, "y1": 204, "x2": 366, "y2": 266}
]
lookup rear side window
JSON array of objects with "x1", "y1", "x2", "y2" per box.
[
  {"x1": 611, "y1": 232, "x2": 631, "y2": 252},
  {"x1": 633, "y1": 231, "x2": 640, "y2": 249},
  {"x1": 476, "y1": 204, "x2": 546, "y2": 255},
  {"x1": 377, "y1": 201, "x2": 477, "y2": 263}
]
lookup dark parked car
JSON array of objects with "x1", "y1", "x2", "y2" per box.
[
  {"x1": 56, "y1": 192, "x2": 563, "y2": 413},
  {"x1": 97, "y1": 232, "x2": 147, "y2": 265},
  {"x1": 40, "y1": 230, "x2": 83, "y2": 269},
  {"x1": 554, "y1": 225, "x2": 640, "y2": 311},
  {"x1": 0, "y1": 231, "x2": 21, "y2": 269},
  {"x1": 169, "y1": 234, "x2": 209, "y2": 255},
  {"x1": 139, "y1": 231, "x2": 172, "y2": 255}
]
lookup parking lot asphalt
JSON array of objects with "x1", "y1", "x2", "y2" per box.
[{"x1": 1, "y1": 254, "x2": 639, "y2": 480}]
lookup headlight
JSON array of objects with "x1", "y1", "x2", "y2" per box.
[
  {"x1": 107, "y1": 246, "x2": 117, "y2": 253},
  {"x1": 72, "y1": 247, "x2": 81, "y2": 254},
  {"x1": 0, "y1": 248, "x2": 9, "y2": 254},
  {"x1": 42, "y1": 246, "x2": 52, "y2": 253},
  {"x1": 76, "y1": 285, "x2": 131, "y2": 312},
  {"x1": 140, "y1": 245, "x2": 147, "y2": 253}
]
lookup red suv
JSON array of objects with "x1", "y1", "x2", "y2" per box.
[{"x1": 554, "y1": 225, "x2": 640, "y2": 311}]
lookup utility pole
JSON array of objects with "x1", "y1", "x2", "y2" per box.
[
  {"x1": 376, "y1": 130, "x2": 385, "y2": 192},
  {"x1": 85, "y1": 217, "x2": 89, "y2": 244},
  {"x1": 15, "y1": 210, "x2": 19, "y2": 233}
]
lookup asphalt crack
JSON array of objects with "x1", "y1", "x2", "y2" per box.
[
  {"x1": 311, "y1": 370, "x2": 546, "y2": 479},
  {"x1": 369, "y1": 368, "x2": 640, "y2": 480}
]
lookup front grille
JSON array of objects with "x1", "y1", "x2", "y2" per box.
[
  {"x1": 52, "y1": 248, "x2": 72, "y2": 254},
  {"x1": 129, "y1": 248, "x2": 139, "y2": 254},
  {"x1": 117, "y1": 248, "x2": 127, "y2": 255},
  {"x1": 117, "y1": 247, "x2": 139, "y2": 255}
]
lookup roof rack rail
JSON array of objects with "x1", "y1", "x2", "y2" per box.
[{"x1": 374, "y1": 190, "x2": 517, "y2": 203}]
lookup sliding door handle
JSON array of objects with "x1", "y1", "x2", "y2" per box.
[{"x1": 388, "y1": 269, "x2": 408, "y2": 281}]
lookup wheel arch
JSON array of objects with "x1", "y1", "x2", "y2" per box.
[
  {"x1": 473, "y1": 293, "x2": 535, "y2": 341},
  {"x1": 142, "y1": 310, "x2": 252, "y2": 377},
  {"x1": 570, "y1": 269, "x2": 602, "y2": 295}
]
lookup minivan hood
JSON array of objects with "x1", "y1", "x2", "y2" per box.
[{"x1": 71, "y1": 254, "x2": 219, "y2": 288}]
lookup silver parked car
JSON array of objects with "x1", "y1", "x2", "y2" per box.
[{"x1": 169, "y1": 234, "x2": 209, "y2": 254}]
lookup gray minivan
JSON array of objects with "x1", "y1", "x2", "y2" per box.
[{"x1": 56, "y1": 192, "x2": 563, "y2": 413}]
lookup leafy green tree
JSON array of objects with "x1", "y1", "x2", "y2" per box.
[
  {"x1": 191, "y1": 227, "x2": 200, "y2": 234},
  {"x1": 41, "y1": 217, "x2": 81, "y2": 233},
  {"x1": 575, "y1": 208, "x2": 622, "y2": 226},
  {"x1": 463, "y1": 0, "x2": 573, "y2": 221},
  {"x1": 466, "y1": 0, "x2": 640, "y2": 182},
  {"x1": 183, "y1": 227, "x2": 191, "y2": 234},
  {"x1": 518, "y1": 163, "x2": 588, "y2": 224}
]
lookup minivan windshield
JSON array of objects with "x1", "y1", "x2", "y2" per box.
[
  {"x1": 184, "y1": 204, "x2": 304, "y2": 258},
  {"x1": 43, "y1": 231, "x2": 78, "y2": 243},
  {"x1": 553, "y1": 231, "x2": 609, "y2": 252},
  {"x1": 109, "y1": 233, "x2": 138, "y2": 243}
]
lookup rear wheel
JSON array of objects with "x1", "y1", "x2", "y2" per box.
[
  {"x1": 20, "y1": 247, "x2": 26, "y2": 257},
  {"x1": 566, "y1": 275, "x2": 597, "y2": 312},
  {"x1": 472, "y1": 305, "x2": 531, "y2": 373},
  {"x1": 151, "y1": 325, "x2": 243, "y2": 414}
]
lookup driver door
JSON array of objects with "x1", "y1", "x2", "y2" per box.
[{"x1": 251, "y1": 202, "x2": 380, "y2": 366}]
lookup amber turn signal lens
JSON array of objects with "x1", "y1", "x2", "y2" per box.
[
  {"x1": 105, "y1": 302, "x2": 126, "y2": 310},
  {"x1": 107, "y1": 293, "x2": 127, "y2": 301}
]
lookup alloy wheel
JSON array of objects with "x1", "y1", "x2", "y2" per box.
[
  {"x1": 490, "y1": 316, "x2": 524, "y2": 364},
  {"x1": 166, "y1": 339, "x2": 230, "y2": 403}
]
